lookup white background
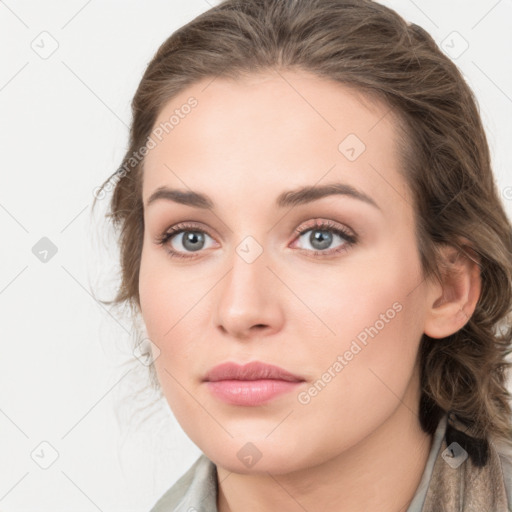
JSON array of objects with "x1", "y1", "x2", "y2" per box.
[{"x1": 1, "y1": 1, "x2": 511, "y2": 511}]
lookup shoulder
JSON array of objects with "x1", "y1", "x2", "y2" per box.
[
  {"x1": 494, "y1": 439, "x2": 512, "y2": 510},
  {"x1": 421, "y1": 416, "x2": 512, "y2": 511},
  {"x1": 149, "y1": 454, "x2": 218, "y2": 512}
]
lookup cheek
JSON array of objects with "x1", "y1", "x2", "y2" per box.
[
  {"x1": 312, "y1": 245, "x2": 422, "y2": 345},
  {"x1": 139, "y1": 246, "x2": 183, "y2": 358},
  {"x1": 138, "y1": 244, "x2": 214, "y2": 374},
  {"x1": 139, "y1": 244, "x2": 190, "y2": 334},
  {"x1": 138, "y1": 248, "x2": 196, "y2": 409},
  {"x1": 304, "y1": 238, "x2": 425, "y2": 395},
  {"x1": 139, "y1": 249, "x2": 168, "y2": 336}
]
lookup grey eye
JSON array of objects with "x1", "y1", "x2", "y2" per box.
[
  {"x1": 297, "y1": 229, "x2": 347, "y2": 251},
  {"x1": 171, "y1": 231, "x2": 213, "y2": 253}
]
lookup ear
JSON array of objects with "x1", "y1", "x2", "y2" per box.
[{"x1": 423, "y1": 242, "x2": 482, "y2": 339}]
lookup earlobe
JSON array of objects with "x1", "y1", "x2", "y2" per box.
[{"x1": 424, "y1": 243, "x2": 482, "y2": 339}]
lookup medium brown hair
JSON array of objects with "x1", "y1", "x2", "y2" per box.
[{"x1": 95, "y1": 0, "x2": 512, "y2": 454}]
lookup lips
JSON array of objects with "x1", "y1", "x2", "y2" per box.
[
  {"x1": 203, "y1": 361, "x2": 306, "y2": 406},
  {"x1": 203, "y1": 361, "x2": 305, "y2": 383}
]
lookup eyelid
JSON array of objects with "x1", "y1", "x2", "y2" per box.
[{"x1": 293, "y1": 218, "x2": 356, "y2": 240}]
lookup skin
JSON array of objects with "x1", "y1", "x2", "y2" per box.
[{"x1": 138, "y1": 69, "x2": 481, "y2": 512}]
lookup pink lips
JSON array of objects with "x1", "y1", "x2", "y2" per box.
[{"x1": 203, "y1": 361, "x2": 305, "y2": 406}]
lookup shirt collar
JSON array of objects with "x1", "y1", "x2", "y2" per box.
[{"x1": 406, "y1": 413, "x2": 448, "y2": 511}]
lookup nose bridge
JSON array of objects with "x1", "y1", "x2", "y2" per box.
[{"x1": 214, "y1": 237, "x2": 283, "y2": 337}]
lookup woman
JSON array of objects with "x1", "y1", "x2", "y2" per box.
[{"x1": 96, "y1": 0, "x2": 512, "y2": 510}]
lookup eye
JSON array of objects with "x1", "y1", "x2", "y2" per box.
[
  {"x1": 155, "y1": 222, "x2": 216, "y2": 259},
  {"x1": 291, "y1": 219, "x2": 357, "y2": 257}
]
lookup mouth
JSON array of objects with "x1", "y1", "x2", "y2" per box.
[
  {"x1": 204, "y1": 361, "x2": 305, "y2": 382},
  {"x1": 203, "y1": 361, "x2": 306, "y2": 406}
]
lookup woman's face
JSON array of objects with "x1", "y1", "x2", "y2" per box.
[{"x1": 139, "y1": 70, "x2": 431, "y2": 473}]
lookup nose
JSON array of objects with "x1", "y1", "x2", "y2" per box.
[{"x1": 213, "y1": 247, "x2": 285, "y2": 341}]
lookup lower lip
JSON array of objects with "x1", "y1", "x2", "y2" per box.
[{"x1": 205, "y1": 379, "x2": 303, "y2": 406}]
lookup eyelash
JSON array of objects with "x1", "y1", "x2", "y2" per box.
[{"x1": 155, "y1": 219, "x2": 358, "y2": 260}]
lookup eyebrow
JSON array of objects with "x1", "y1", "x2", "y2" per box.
[{"x1": 145, "y1": 182, "x2": 380, "y2": 211}]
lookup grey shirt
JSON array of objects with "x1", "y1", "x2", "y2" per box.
[{"x1": 150, "y1": 414, "x2": 512, "y2": 511}]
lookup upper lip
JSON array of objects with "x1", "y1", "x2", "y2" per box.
[{"x1": 203, "y1": 361, "x2": 305, "y2": 382}]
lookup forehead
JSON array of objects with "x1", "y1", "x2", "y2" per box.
[{"x1": 142, "y1": 69, "x2": 409, "y2": 215}]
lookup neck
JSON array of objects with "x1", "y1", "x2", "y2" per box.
[{"x1": 216, "y1": 396, "x2": 433, "y2": 512}]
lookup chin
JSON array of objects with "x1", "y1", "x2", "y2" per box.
[{"x1": 201, "y1": 437, "x2": 313, "y2": 475}]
